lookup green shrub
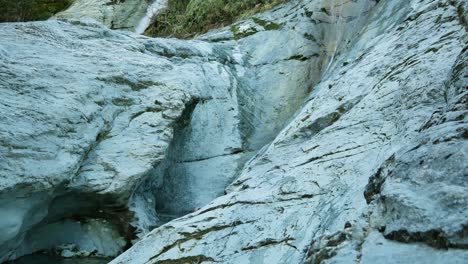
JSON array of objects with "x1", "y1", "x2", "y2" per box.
[
  {"x1": 0, "y1": 0, "x2": 71, "y2": 23},
  {"x1": 146, "y1": 0, "x2": 290, "y2": 38}
]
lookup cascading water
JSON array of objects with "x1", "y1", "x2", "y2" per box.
[
  {"x1": 134, "y1": 0, "x2": 168, "y2": 34},
  {"x1": 320, "y1": 0, "x2": 377, "y2": 76},
  {"x1": 323, "y1": 0, "x2": 345, "y2": 74}
]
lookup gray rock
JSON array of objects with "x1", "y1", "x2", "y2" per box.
[
  {"x1": 55, "y1": 0, "x2": 149, "y2": 31},
  {"x1": 365, "y1": 44, "x2": 468, "y2": 250},
  {"x1": 0, "y1": 0, "x2": 466, "y2": 263},
  {"x1": 360, "y1": 232, "x2": 468, "y2": 264},
  {"x1": 135, "y1": 0, "x2": 379, "y2": 227},
  {"x1": 0, "y1": 18, "x2": 224, "y2": 260},
  {"x1": 3, "y1": 0, "x2": 359, "y2": 258},
  {"x1": 112, "y1": 0, "x2": 468, "y2": 263}
]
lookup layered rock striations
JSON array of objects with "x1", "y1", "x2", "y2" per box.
[
  {"x1": 113, "y1": 0, "x2": 468, "y2": 263},
  {"x1": 0, "y1": 0, "x2": 466, "y2": 263},
  {"x1": 1, "y1": 0, "x2": 369, "y2": 259}
]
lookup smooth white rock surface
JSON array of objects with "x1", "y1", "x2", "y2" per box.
[{"x1": 0, "y1": 0, "x2": 466, "y2": 263}]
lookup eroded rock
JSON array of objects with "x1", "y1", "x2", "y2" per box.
[
  {"x1": 0, "y1": 0, "x2": 466, "y2": 263},
  {"x1": 112, "y1": 0, "x2": 467, "y2": 263}
]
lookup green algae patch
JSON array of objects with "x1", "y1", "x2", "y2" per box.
[
  {"x1": 230, "y1": 25, "x2": 258, "y2": 40},
  {"x1": 251, "y1": 17, "x2": 281, "y2": 30}
]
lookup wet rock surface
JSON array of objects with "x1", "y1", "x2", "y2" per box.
[{"x1": 55, "y1": 0, "x2": 149, "y2": 31}]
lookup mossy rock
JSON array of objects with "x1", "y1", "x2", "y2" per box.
[{"x1": 230, "y1": 25, "x2": 258, "y2": 40}]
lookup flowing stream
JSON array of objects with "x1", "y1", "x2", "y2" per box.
[{"x1": 135, "y1": 0, "x2": 168, "y2": 34}]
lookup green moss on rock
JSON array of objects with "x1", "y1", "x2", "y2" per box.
[
  {"x1": 230, "y1": 25, "x2": 258, "y2": 40},
  {"x1": 251, "y1": 17, "x2": 281, "y2": 30}
]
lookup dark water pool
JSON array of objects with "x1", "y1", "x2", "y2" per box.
[{"x1": 7, "y1": 254, "x2": 111, "y2": 264}]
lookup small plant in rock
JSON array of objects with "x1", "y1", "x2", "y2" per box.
[{"x1": 146, "y1": 0, "x2": 290, "y2": 38}]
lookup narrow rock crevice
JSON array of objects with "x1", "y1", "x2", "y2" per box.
[
  {"x1": 241, "y1": 237, "x2": 295, "y2": 251},
  {"x1": 383, "y1": 228, "x2": 468, "y2": 249},
  {"x1": 148, "y1": 221, "x2": 252, "y2": 262},
  {"x1": 154, "y1": 255, "x2": 216, "y2": 264},
  {"x1": 128, "y1": 94, "x2": 245, "y2": 233},
  {"x1": 304, "y1": 229, "x2": 351, "y2": 264}
]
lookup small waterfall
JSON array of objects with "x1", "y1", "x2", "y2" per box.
[
  {"x1": 135, "y1": 0, "x2": 168, "y2": 34},
  {"x1": 323, "y1": 0, "x2": 345, "y2": 75},
  {"x1": 321, "y1": 0, "x2": 376, "y2": 75}
]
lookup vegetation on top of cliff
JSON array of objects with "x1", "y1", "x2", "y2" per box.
[
  {"x1": 145, "y1": 0, "x2": 290, "y2": 38},
  {"x1": 0, "y1": 0, "x2": 71, "y2": 22}
]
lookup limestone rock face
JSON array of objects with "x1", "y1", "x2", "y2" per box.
[
  {"x1": 0, "y1": 19, "x2": 194, "y2": 261},
  {"x1": 2, "y1": 0, "x2": 362, "y2": 259},
  {"x1": 0, "y1": 0, "x2": 467, "y2": 263},
  {"x1": 111, "y1": 0, "x2": 468, "y2": 263}
]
